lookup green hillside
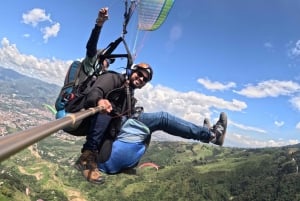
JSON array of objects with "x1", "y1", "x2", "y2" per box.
[{"x1": 1, "y1": 136, "x2": 300, "y2": 201}]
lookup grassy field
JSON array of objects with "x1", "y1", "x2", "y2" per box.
[{"x1": 1, "y1": 135, "x2": 300, "y2": 201}]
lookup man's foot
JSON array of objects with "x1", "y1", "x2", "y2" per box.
[
  {"x1": 75, "y1": 150, "x2": 105, "y2": 184},
  {"x1": 210, "y1": 112, "x2": 227, "y2": 146}
]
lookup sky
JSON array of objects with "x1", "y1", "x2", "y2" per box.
[{"x1": 0, "y1": 0, "x2": 300, "y2": 148}]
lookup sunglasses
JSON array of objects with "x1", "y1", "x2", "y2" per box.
[{"x1": 137, "y1": 71, "x2": 149, "y2": 83}]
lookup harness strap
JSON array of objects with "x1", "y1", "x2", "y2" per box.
[{"x1": 93, "y1": 0, "x2": 137, "y2": 117}]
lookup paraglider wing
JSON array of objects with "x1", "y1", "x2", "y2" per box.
[
  {"x1": 137, "y1": 0, "x2": 175, "y2": 31},
  {"x1": 138, "y1": 162, "x2": 159, "y2": 171}
]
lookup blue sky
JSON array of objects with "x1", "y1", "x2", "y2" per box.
[{"x1": 1, "y1": 0, "x2": 300, "y2": 148}]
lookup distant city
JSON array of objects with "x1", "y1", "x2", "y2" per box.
[
  {"x1": 0, "y1": 93, "x2": 80, "y2": 141},
  {"x1": 0, "y1": 93, "x2": 53, "y2": 135}
]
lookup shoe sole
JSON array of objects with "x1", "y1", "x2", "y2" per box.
[
  {"x1": 203, "y1": 118, "x2": 211, "y2": 128},
  {"x1": 82, "y1": 169, "x2": 105, "y2": 185},
  {"x1": 218, "y1": 112, "x2": 227, "y2": 146}
]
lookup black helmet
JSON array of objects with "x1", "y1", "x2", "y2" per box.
[{"x1": 131, "y1": 63, "x2": 153, "y2": 81}]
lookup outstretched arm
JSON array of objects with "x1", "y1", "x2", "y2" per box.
[{"x1": 86, "y1": 7, "x2": 109, "y2": 58}]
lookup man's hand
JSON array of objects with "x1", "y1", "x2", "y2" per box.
[
  {"x1": 96, "y1": 7, "x2": 109, "y2": 26},
  {"x1": 97, "y1": 99, "x2": 112, "y2": 113}
]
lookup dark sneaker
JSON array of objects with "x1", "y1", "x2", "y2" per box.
[
  {"x1": 203, "y1": 118, "x2": 211, "y2": 128},
  {"x1": 210, "y1": 112, "x2": 227, "y2": 146}
]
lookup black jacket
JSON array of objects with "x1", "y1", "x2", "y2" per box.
[
  {"x1": 65, "y1": 71, "x2": 136, "y2": 116},
  {"x1": 84, "y1": 71, "x2": 136, "y2": 116}
]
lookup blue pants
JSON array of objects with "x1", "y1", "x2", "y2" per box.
[
  {"x1": 98, "y1": 112, "x2": 212, "y2": 174},
  {"x1": 83, "y1": 113, "x2": 112, "y2": 151},
  {"x1": 83, "y1": 111, "x2": 212, "y2": 151},
  {"x1": 138, "y1": 111, "x2": 212, "y2": 143},
  {"x1": 98, "y1": 141, "x2": 146, "y2": 174}
]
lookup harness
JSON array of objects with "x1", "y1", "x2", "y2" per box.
[{"x1": 94, "y1": 0, "x2": 137, "y2": 116}]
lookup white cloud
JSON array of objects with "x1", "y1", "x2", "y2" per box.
[
  {"x1": 290, "y1": 96, "x2": 300, "y2": 111},
  {"x1": 296, "y1": 122, "x2": 300, "y2": 130},
  {"x1": 229, "y1": 120, "x2": 267, "y2": 134},
  {"x1": 264, "y1": 42, "x2": 273, "y2": 49},
  {"x1": 226, "y1": 132, "x2": 299, "y2": 148},
  {"x1": 274, "y1": 120, "x2": 284, "y2": 127},
  {"x1": 41, "y1": 22, "x2": 60, "y2": 43},
  {"x1": 23, "y1": 34, "x2": 30, "y2": 38},
  {"x1": 0, "y1": 37, "x2": 70, "y2": 85},
  {"x1": 234, "y1": 80, "x2": 300, "y2": 98},
  {"x1": 166, "y1": 24, "x2": 182, "y2": 53},
  {"x1": 170, "y1": 25, "x2": 182, "y2": 41},
  {"x1": 198, "y1": 78, "x2": 236, "y2": 91},
  {"x1": 290, "y1": 40, "x2": 300, "y2": 57},
  {"x1": 135, "y1": 84, "x2": 247, "y2": 125},
  {"x1": 22, "y1": 8, "x2": 52, "y2": 27},
  {"x1": 21, "y1": 8, "x2": 60, "y2": 42}
]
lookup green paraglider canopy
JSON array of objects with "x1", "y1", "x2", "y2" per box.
[{"x1": 137, "y1": 0, "x2": 175, "y2": 31}]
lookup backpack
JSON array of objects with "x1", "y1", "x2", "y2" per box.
[
  {"x1": 54, "y1": 60, "x2": 100, "y2": 136},
  {"x1": 54, "y1": 61, "x2": 133, "y2": 136},
  {"x1": 55, "y1": 60, "x2": 89, "y2": 119}
]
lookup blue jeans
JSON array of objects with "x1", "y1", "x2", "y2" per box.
[
  {"x1": 83, "y1": 113, "x2": 112, "y2": 151},
  {"x1": 137, "y1": 111, "x2": 212, "y2": 143}
]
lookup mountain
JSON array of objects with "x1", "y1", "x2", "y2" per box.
[
  {"x1": 1, "y1": 137, "x2": 300, "y2": 201},
  {"x1": 0, "y1": 66, "x2": 60, "y2": 106}
]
